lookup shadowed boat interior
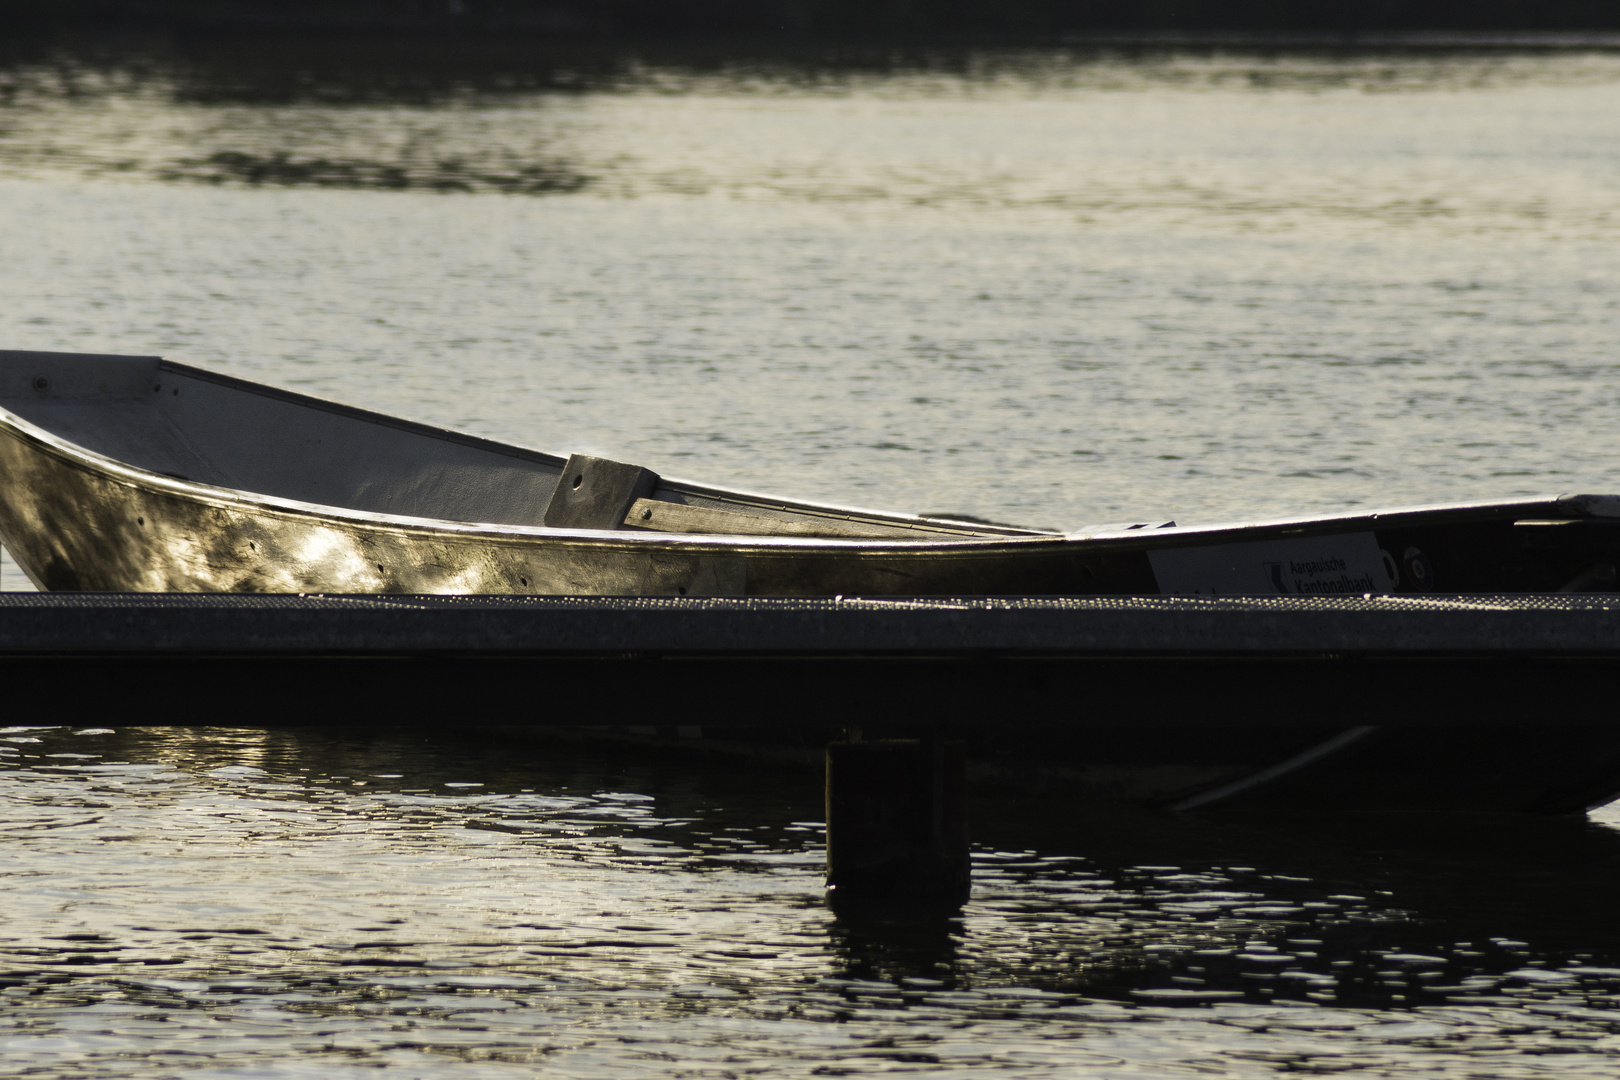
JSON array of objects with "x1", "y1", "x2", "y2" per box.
[
  {"x1": 0, "y1": 351, "x2": 1034, "y2": 538},
  {"x1": 0, "y1": 351, "x2": 571, "y2": 526}
]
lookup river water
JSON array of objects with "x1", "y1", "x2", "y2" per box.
[
  {"x1": 3, "y1": 42, "x2": 1620, "y2": 1076},
  {"x1": 9, "y1": 723, "x2": 1620, "y2": 1079}
]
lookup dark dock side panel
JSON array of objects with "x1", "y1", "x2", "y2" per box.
[
  {"x1": 9, "y1": 592, "x2": 1620, "y2": 725},
  {"x1": 3, "y1": 593, "x2": 1619, "y2": 728}
]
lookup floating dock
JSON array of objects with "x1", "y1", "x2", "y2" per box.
[{"x1": 3, "y1": 592, "x2": 1618, "y2": 726}]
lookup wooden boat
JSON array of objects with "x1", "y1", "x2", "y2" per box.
[{"x1": 1, "y1": 348, "x2": 1618, "y2": 596}]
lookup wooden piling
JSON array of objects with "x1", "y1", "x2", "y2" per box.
[{"x1": 824, "y1": 737, "x2": 969, "y2": 907}]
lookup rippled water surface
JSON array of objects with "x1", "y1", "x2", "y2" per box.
[
  {"x1": 8, "y1": 724, "x2": 1620, "y2": 1078},
  {"x1": 5, "y1": 44, "x2": 1620, "y2": 1075}
]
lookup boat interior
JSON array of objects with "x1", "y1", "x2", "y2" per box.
[{"x1": 0, "y1": 351, "x2": 1039, "y2": 539}]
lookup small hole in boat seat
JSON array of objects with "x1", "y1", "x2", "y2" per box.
[
  {"x1": 641, "y1": 508, "x2": 652, "y2": 520},
  {"x1": 677, "y1": 587, "x2": 687, "y2": 596},
  {"x1": 136, "y1": 517, "x2": 144, "y2": 526},
  {"x1": 377, "y1": 563, "x2": 384, "y2": 572},
  {"x1": 572, "y1": 474, "x2": 583, "y2": 489},
  {"x1": 153, "y1": 384, "x2": 161, "y2": 392},
  {"x1": 31, "y1": 376, "x2": 47, "y2": 392},
  {"x1": 172, "y1": 389, "x2": 179, "y2": 396},
  {"x1": 520, "y1": 576, "x2": 528, "y2": 586}
]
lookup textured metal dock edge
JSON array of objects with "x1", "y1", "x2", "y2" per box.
[{"x1": 0, "y1": 593, "x2": 1616, "y2": 652}]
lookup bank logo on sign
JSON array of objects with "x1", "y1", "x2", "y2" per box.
[{"x1": 1264, "y1": 554, "x2": 1380, "y2": 595}]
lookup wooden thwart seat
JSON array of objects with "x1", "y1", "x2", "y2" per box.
[
  {"x1": 622, "y1": 498, "x2": 981, "y2": 539},
  {"x1": 542, "y1": 452, "x2": 998, "y2": 539}
]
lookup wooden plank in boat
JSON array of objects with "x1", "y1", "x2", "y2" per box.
[
  {"x1": 543, "y1": 454, "x2": 658, "y2": 530},
  {"x1": 622, "y1": 498, "x2": 984, "y2": 539}
]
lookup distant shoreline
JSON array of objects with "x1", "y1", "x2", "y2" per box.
[
  {"x1": 5, "y1": 0, "x2": 1620, "y2": 48},
  {"x1": 7, "y1": 29, "x2": 1620, "y2": 56},
  {"x1": 1060, "y1": 32, "x2": 1620, "y2": 48}
]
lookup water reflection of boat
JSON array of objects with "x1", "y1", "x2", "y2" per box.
[{"x1": 3, "y1": 349, "x2": 1620, "y2": 597}]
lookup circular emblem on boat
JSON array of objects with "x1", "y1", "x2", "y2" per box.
[{"x1": 1402, "y1": 546, "x2": 1434, "y2": 591}]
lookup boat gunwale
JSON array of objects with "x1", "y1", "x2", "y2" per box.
[
  {"x1": 0, "y1": 403, "x2": 1071, "y2": 556},
  {"x1": 0, "y1": 396, "x2": 1603, "y2": 564},
  {"x1": 1, "y1": 351, "x2": 1608, "y2": 561}
]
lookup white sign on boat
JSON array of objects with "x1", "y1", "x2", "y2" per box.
[{"x1": 1148, "y1": 533, "x2": 1394, "y2": 597}]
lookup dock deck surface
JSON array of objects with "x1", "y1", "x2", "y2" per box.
[
  {"x1": 1, "y1": 592, "x2": 1618, "y2": 653},
  {"x1": 4, "y1": 593, "x2": 1616, "y2": 727}
]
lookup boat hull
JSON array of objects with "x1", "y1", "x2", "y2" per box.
[
  {"x1": 0, "y1": 415, "x2": 1111, "y2": 594},
  {"x1": 0, "y1": 349, "x2": 1617, "y2": 597}
]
